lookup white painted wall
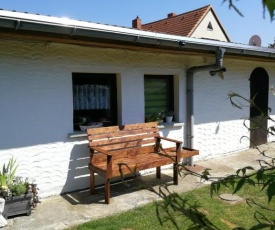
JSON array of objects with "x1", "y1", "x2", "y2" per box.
[
  {"x1": 191, "y1": 11, "x2": 229, "y2": 42},
  {"x1": 0, "y1": 39, "x2": 274, "y2": 197},
  {"x1": 193, "y1": 58, "x2": 275, "y2": 160},
  {"x1": 0, "y1": 40, "x2": 187, "y2": 197}
]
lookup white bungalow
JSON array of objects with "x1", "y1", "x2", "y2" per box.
[{"x1": 0, "y1": 7, "x2": 274, "y2": 197}]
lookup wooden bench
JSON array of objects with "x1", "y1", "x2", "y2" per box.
[{"x1": 87, "y1": 122, "x2": 183, "y2": 204}]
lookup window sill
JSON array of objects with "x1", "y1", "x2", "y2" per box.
[
  {"x1": 158, "y1": 122, "x2": 184, "y2": 129},
  {"x1": 68, "y1": 122, "x2": 184, "y2": 139},
  {"x1": 68, "y1": 131, "x2": 87, "y2": 138}
]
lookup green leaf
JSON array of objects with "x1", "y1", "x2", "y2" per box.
[
  {"x1": 5, "y1": 156, "x2": 18, "y2": 185},
  {"x1": 246, "y1": 179, "x2": 256, "y2": 186},
  {"x1": 210, "y1": 183, "x2": 214, "y2": 198},
  {"x1": 262, "y1": 178, "x2": 274, "y2": 191},
  {"x1": 217, "y1": 182, "x2": 220, "y2": 192},
  {"x1": 267, "y1": 181, "x2": 275, "y2": 203},
  {"x1": 245, "y1": 166, "x2": 255, "y2": 170},
  {"x1": 229, "y1": 178, "x2": 235, "y2": 189},
  {"x1": 263, "y1": 0, "x2": 275, "y2": 20},
  {"x1": 256, "y1": 168, "x2": 265, "y2": 183},
  {"x1": 233, "y1": 178, "x2": 246, "y2": 194},
  {"x1": 236, "y1": 166, "x2": 254, "y2": 176},
  {"x1": 200, "y1": 169, "x2": 211, "y2": 181},
  {"x1": 210, "y1": 182, "x2": 220, "y2": 198}
]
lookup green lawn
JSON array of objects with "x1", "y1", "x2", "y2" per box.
[{"x1": 69, "y1": 179, "x2": 275, "y2": 230}]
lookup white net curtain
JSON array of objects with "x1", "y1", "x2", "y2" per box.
[{"x1": 73, "y1": 84, "x2": 110, "y2": 110}]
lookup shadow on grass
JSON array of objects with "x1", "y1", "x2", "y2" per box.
[
  {"x1": 116, "y1": 163, "x2": 220, "y2": 229},
  {"x1": 153, "y1": 184, "x2": 220, "y2": 230}
]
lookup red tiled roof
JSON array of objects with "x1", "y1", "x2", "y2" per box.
[{"x1": 141, "y1": 5, "x2": 224, "y2": 38}]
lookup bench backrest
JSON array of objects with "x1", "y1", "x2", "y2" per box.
[{"x1": 87, "y1": 122, "x2": 159, "y2": 156}]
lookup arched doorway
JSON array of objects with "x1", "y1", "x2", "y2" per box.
[{"x1": 250, "y1": 67, "x2": 269, "y2": 147}]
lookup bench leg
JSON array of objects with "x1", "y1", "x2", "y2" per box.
[
  {"x1": 173, "y1": 163, "x2": 178, "y2": 185},
  {"x1": 90, "y1": 170, "x2": 95, "y2": 194},
  {"x1": 156, "y1": 166, "x2": 161, "y2": 179},
  {"x1": 105, "y1": 179, "x2": 110, "y2": 204}
]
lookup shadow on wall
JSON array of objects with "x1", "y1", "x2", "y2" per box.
[
  {"x1": 0, "y1": 127, "x2": 73, "y2": 150},
  {"x1": 61, "y1": 142, "x2": 90, "y2": 194},
  {"x1": 160, "y1": 127, "x2": 184, "y2": 148},
  {"x1": 61, "y1": 141, "x2": 109, "y2": 195},
  {"x1": 193, "y1": 70, "x2": 275, "y2": 125}
]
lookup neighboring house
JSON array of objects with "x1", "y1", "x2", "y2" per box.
[
  {"x1": 0, "y1": 6, "x2": 274, "y2": 197},
  {"x1": 132, "y1": 5, "x2": 230, "y2": 42}
]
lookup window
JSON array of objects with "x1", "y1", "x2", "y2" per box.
[
  {"x1": 72, "y1": 73, "x2": 117, "y2": 131},
  {"x1": 144, "y1": 75, "x2": 174, "y2": 121},
  {"x1": 207, "y1": 22, "x2": 213, "y2": 30}
]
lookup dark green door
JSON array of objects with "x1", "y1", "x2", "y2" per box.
[{"x1": 250, "y1": 67, "x2": 269, "y2": 147}]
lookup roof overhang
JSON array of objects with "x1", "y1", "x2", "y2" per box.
[{"x1": 0, "y1": 10, "x2": 274, "y2": 61}]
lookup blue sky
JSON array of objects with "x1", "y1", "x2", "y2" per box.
[{"x1": 0, "y1": 0, "x2": 274, "y2": 46}]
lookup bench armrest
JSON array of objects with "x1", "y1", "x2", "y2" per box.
[
  {"x1": 91, "y1": 146, "x2": 113, "y2": 156},
  {"x1": 156, "y1": 136, "x2": 183, "y2": 144}
]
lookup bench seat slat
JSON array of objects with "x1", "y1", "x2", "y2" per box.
[
  {"x1": 87, "y1": 124, "x2": 158, "y2": 136},
  {"x1": 90, "y1": 150, "x2": 177, "y2": 177},
  {"x1": 90, "y1": 147, "x2": 179, "y2": 177},
  {"x1": 87, "y1": 130, "x2": 158, "y2": 141},
  {"x1": 88, "y1": 133, "x2": 159, "y2": 147},
  {"x1": 91, "y1": 145, "x2": 156, "y2": 161}
]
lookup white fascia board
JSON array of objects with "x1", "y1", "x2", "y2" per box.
[{"x1": 0, "y1": 10, "x2": 275, "y2": 58}]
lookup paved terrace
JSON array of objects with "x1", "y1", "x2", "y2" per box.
[{"x1": 4, "y1": 143, "x2": 275, "y2": 230}]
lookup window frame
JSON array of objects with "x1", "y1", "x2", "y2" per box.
[
  {"x1": 72, "y1": 72, "x2": 117, "y2": 131},
  {"x1": 144, "y1": 74, "x2": 174, "y2": 121}
]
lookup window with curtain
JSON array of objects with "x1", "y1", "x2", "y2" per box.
[
  {"x1": 144, "y1": 75, "x2": 174, "y2": 121},
  {"x1": 72, "y1": 73, "x2": 117, "y2": 131}
]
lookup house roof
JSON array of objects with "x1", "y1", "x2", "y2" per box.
[
  {"x1": 0, "y1": 9, "x2": 274, "y2": 61},
  {"x1": 140, "y1": 5, "x2": 230, "y2": 41}
]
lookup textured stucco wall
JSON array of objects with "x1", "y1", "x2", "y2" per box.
[
  {"x1": 0, "y1": 40, "x2": 188, "y2": 197},
  {"x1": 193, "y1": 58, "x2": 275, "y2": 160},
  {"x1": 0, "y1": 39, "x2": 274, "y2": 197}
]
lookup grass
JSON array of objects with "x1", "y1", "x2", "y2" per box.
[{"x1": 69, "y1": 177, "x2": 275, "y2": 230}]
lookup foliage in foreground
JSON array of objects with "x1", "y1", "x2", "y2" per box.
[
  {"x1": 208, "y1": 92, "x2": 275, "y2": 229},
  {"x1": 70, "y1": 91, "x2": 275, "y2": 230},
  {"x1": 69, "y1": 176, "x2": 275, "y2": 230},
  {"x1": 223, "y1": 0, "x2": 275, "y2": 21}
]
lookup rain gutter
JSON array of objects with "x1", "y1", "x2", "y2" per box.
[
  {"x1": 0, "y1": 11, "x2": 274, "y2": 59},
  {"x1": 186, "y1": 48, "x2": 226, "y2": 166}
]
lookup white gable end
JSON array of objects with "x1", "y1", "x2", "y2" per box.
[{"x1": 191, "y1": 11, "x2": 229, "y2": 42}]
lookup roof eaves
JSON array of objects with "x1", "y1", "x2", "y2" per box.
[
  {"x1": 0, "y1": 9, "x2": 274, "y2": 60},
  {"x1": 0, "y1": 9, "x2": 132, "y2": 32}
]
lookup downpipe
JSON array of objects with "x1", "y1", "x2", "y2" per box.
[{"x1": 186, "y1": 47, "x2": 226, "y2": 166}]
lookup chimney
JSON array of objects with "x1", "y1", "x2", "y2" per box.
[
  {"x1": 132, "y1": 16, "x2": 141, "y2": 29},
  {"x1": 167, "y1": 13, "x2": 177, "y2": 18}
]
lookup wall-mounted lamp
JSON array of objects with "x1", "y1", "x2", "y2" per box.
[{"x1": 179, "y1": 40, "x2": 186, "y2": 46}]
